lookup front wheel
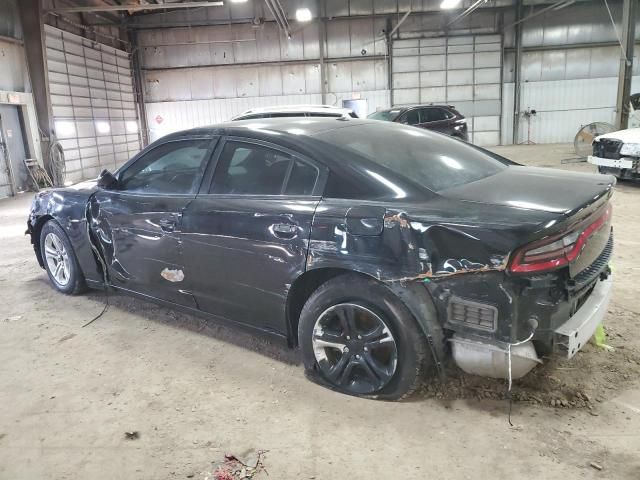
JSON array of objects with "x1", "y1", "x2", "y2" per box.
[
  {"x1": 298, "y1": 274, "x2": 430, "y2": 400},
  {"x1": 40, "y1": 220, "x2": 86, "y2": 295}
]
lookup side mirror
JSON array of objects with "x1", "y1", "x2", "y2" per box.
[{"x1": 97, "y1": 169, "x2": 118, "y2": 190}]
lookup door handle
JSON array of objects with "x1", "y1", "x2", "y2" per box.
[
  {"x1": 272, "y1": 223, "x2": 297, "y2": 236},
  {"x1": 158, "y1": 218, "x2": 176, "y2": 232}
]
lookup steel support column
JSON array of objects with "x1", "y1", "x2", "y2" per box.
[
  {"x1": 512, "y1": 0, "x2": 523, "y2": 145},
  {"x1": 130, "y1": 31, "x2": 150, "y2": 148},
  {"x1": 317, "y1": 0, "x2": 328, "y2": 105},
  {"x1": 17, "y1": 0, "x2": 54, "y2": 176},
  {"x1": 615, "y1": 0, "x2": 637, "y2": 130}
]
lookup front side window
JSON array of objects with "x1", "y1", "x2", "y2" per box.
[
  {"x1": 401, "y1": 109, "x2": 420, "y2": 125},
  {"x1": 210, "y1": 141, "x2": 318, "y2": 195},
  {"x1": 368, "y1": 109, "x2": 402, "y2": 122},
  {"x1": 118, "y1": 139, "x2": 211, "y2": 194},
  {"x1": 421, "y1": 108, "x2": 448, "y2": 122}
]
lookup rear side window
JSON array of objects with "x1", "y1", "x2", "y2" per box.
[
  {"x1": 316, "y1": 122, "x2": 507, "y2": 192},
  {"x1": 307, "y1": 112, "x2": 342, "y2": 118},
  {"x1": 421, "y1": 108, "x2": 448, "y2": 122},
  {"x1": 210, "y1": 141, "x2": 318, "y2": 195},
  {"x1": 285, "y1": 159, "x2": 318, "y2": 195}
]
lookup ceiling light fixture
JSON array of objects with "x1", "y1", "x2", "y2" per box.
[
  {"x1": 295, "y1": 7, "x2": 312, "y2": 22},
  {"x1": 230, "y1": 0, "x2": 248, "y2": 3},
  {"x1": 440, "y1": 0, "x2": 462, "y2": 9}
]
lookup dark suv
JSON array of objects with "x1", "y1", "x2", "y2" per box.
[{"x1": 368, "y1": 105, "x2": 468, "y2": 141}]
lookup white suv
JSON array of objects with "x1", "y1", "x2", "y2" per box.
[{"x1": 231, "y1": 105, "x2": 357, "y2": 121}]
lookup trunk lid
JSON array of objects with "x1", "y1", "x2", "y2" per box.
[{"x1": 439, "y1": 166, "x2": 615, "y2": 216}]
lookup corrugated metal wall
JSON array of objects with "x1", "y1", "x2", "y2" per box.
[
  {"x1": 140, "y1": 19, "x2": 391, "y2": 141},
  {"x1": 138, "y1": 0, "x2": 640, "y2": 146},
  {"x1": 0, "y1": 0, "x2": 28, "y2": 94},
  {"x1": 503, "y1": 2, "x2": 640, "y2": 144},
  {"x1": 45, "y1": 25, "x2": 142, "y2": 182}
]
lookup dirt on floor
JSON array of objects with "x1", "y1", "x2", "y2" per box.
[{"x1": 1, "y1": 143, "x2": 639, "y2": 479}]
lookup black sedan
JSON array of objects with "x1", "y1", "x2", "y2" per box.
[
  {"x1": 28, "y1": 118, "x2": 614, "y2": 400},
  {"x1": 368, "y1": 104, "x2": 468, "y2": 140}
]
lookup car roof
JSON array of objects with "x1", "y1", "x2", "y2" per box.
[
  {"x1": 232, "y1": 104, "x2": 353, "y2": 119},
  {"x1": 168, "y1": 117, "x2": 375, "y2": 140},
  {"x1": 374, "y1": 104, "x2": 457, "y2": 113}
]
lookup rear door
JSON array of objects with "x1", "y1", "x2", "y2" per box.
[
  {"x1": 91, "y1": 136, "x2": 217, "y2": 306},
  {"x1": 181, "y1": 137, "x2": 326, "y2": 335}
]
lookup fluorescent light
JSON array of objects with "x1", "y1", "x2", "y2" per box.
[
  {"x1": 441, "y1": 0, "x2": 462, "y2": 9},
  {"x1": 95, "y1": 121, "x2": 110, "y2": 134},
  {"x1": 54, "y1": 120, "x2": 75, "y2": 137},
  {"x1": 295, "y1": 7, "x2": 312, "y2": 22},
  {"x1": 230, "y1": 0, "x2": 248, "y2": 3},
  {"x1": 125, "y1": 121, "x2": 138, "y2": 133}
]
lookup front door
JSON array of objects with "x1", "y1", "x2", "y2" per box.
[
  {"x1": 91, "y1": 136, "x2": 217, "y2": 307},
  {"x1": 181, "y1": 137, "x2": 324, "y2": 335}
]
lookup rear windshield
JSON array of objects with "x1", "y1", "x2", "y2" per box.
[
  {"x1": 367, "y1": 109, "x2": 402, "y2": 122},
  {"x1": 315, "y1": 122, "x2": 508, "y2": 192}
]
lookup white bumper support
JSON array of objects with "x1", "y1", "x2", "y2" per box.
[
  {"x1": 588, "y1": 155, "x2": 635, "y2": 169},
  {"x1": 555, "y1": 275, "x2": 613, "y2": 358}
]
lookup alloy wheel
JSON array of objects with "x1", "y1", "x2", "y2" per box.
[
  {"x1": 44, "y1": 232, "x2": 71, "y2": 287},
  {"x1": 312, "y1": 303, "x2": 398, "y2": 394}
]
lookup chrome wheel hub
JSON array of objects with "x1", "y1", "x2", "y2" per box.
[{"x1": 44, "y1": 232, "x2": 71, "y2": 287}]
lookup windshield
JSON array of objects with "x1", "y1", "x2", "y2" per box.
[
  {"x1": 315, "y1": 122, "x2": 509, "y2": 192},
  {"x1": 367, "y1": 109, "x2": 402, "y2": 122}
]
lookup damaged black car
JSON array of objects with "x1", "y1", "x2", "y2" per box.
[{"x1": 28, "y1": 118, "x2": 615, "y2": 400}]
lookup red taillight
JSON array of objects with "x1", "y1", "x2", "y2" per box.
[{"x1": 509, "y1": 204, "x2": 612, "y2": 273}]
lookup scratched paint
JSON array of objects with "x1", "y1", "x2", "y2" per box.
[{"x1": 161, "y1": 268, "x2": 185, "y2": 283}]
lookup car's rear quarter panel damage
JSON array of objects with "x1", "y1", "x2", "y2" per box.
[
  {"x1": 306, "y1": 203, "x2": 525, "y2": 369},
  {"x1": 306, "y1": 199, "x2": 612, "y2": 374}
]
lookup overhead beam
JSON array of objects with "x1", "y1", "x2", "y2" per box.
[
  {"x1": 46, "y1": 1, "x2": 224, "y2": 13},
  {"x1": 615, "y1": 0, "x2": 637, "y2": 130}
]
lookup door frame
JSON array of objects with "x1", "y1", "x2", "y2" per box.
[{"x1": 0, "y1": 91, "x2": 42, "y2": 196}]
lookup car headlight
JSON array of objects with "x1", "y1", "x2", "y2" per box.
[{"x1": 620, "y1": 143, "x2": 640, "y2": 156}]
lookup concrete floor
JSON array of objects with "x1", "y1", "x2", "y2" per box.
[{"x1": 1, "y1": 143, "x2": 639, "y2": 479}]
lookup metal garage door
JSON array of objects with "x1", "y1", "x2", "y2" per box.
[
  {"x1": 44, "y1": 25, "x2": 142, "y2": 184},
  {"x1": 392, "y1": 35, "x2": 502, "y2": 146}
]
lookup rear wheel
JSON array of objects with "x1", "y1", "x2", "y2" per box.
[
  {"x1": 40, "y1": 220, "x2": 86, "y2": 295},
  {"x1": 298, "y1": 274, "x2": 429, "y2": 400}
]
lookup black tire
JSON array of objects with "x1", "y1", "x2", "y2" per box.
[
  {"x1": 298, "y1": 273, "x2": 430, "y2": 400},
  {"x1": 39, "y1": 220, "x2": 86, "y2": 295}
]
